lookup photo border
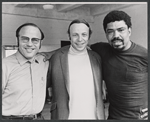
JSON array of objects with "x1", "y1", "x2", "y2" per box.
[{"x1": 1, "y1": 0, "x2": 149, "y2": 122}]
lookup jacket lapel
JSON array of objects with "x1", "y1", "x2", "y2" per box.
[
  {"x1": 88, "y1": 50, "x2": 101, "y2": 93},
  {"x1": 60, "y1": 46, "x2": 70, "y2": 95},
  {"x1": 88, "y1": 50, "x2": 102, "y2": 119}
]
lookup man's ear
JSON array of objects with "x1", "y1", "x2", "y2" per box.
[
  {"x1": 16, "y1": 37, "x2": 19, "y2": 47},
  {"x1": 39, "y1": 40, "x2": 43, "y2": 49},
  {"x1": 128, "y1": 27, "x2": 131, "y2": 36}
]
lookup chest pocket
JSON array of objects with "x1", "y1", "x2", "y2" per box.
[{"x1": 126, "y1": 71, "x2": 147, "y2": 83}]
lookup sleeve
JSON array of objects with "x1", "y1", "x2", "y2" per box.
[
  {"x1": 90, "y1": 42, "x2": 108, "y2": 58},
  {"x1": 46, "y1": 60, "x2": 52, "y2": 88},
  {"x1": 90, "y1": 43, "x2": 99, "y2": 52},
  {"x1": 90, "y1": 43, "x2": 103, "y2": 55},
  {"x1": 48, "y1": 58, "x2": 53, "y2": 88}
]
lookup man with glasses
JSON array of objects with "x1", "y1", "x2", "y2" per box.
[{"x1": 2, "y1": 23, "x2": 52, "y2": 120}]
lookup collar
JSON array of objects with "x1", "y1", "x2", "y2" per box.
[
  {"x1": 69, "y1": 45, "x2": 88, "y2": 55},
  {"x1": 15, "y1": 51, "x2": 39, "y2": 65}
]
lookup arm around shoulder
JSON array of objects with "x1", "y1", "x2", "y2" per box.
[{"x1": 39, "y1": 50, "x2": 57, "y2": 60}]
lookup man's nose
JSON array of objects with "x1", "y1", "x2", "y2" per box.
[
  {"x1": 26, "y1": 39, "x2": 33, "y2": 46},
  {"x1": 78, "y1": 36, "x2": 82, "y2": 41},
  {"x1": 113, "y1": 31, "x2": 120, "y2": 38}
]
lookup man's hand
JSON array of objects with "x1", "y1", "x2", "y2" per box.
[
  {"x1": 140, "y1": 108, "x2": 148, "y2": 120},
  {"x1": 42, "y1": 52, "x2": 51, "y2": 61}
]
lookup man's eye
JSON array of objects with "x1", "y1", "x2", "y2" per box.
[
  {"x1": 21, "y1": 37, "x2": 29, "y2": 43},
  {"x1": 107, "y1": 30, "x2": 113, "y2": 34},
  {"x1": 32, "y1": 38, "x2": 38, "y2": 41},
  {"x1": 118, "y1": 28, "x2": 125, "y2": 32},
  {"x1": 21, "y1": 37, "x2": 28, "y2": 40},
  {"x1": 120, "y1": 29, "x2": 124, "y2": 32},
  {"x1": 32, "y1": 38, "x2": 40, "y2": 43},
  {"x1": 72, "y1": 34, "x2": 77, "y2": 37},
  {"x1": 82, "y1": 33, "x2": 87, "y2": 37}
]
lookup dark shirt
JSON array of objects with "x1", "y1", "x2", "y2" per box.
[{"x1": 91, "y1": 42, "x2": 148, "y2": 119}]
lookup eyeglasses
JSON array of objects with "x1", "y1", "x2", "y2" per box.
[{"x1": 19, "y1": 36, "x2": 41, "y2": 44}]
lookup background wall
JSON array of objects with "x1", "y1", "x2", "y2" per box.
[
  {"x1": 2, "y1": 3, "x2": 147, "y2": 57},
  {"x1": 2, "y1": 3, "x2": 94, "y2": 53}
]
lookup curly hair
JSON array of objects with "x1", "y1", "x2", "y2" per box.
[{"x1": 103, "y1": 10, "x2": 132, "y2": 32}]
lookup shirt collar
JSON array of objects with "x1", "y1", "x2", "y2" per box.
[
  {"x1": 69, "y1": 45, "x2": 88, "y2": 55},
  {"x1": 15, "y1": 51, "x2": 39, "y2": 65}
]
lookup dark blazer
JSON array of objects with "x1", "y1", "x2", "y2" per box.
[{"x1": 49, "y1": 45, "x2": 105, "y2": 120}]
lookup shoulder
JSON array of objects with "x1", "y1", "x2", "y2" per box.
[
  {"x1": 133, "y1": 43, "x2": 147, "y2": 57},
  {"x1": 88, "y1": 49, "x2": 100, "y2": 57},
  {"x1": 88, "y1": 50, "x2": 102, "y2": 62},
  {"x1": 91, "y1": 42, "x2": 110, "y2": 52},
  {"x1": 36, "y1": 54, "x2": 49, "y2": 66},
  {"x1": 135, "y1": 43, "x2": 147, "y2": 53},
  {"x1": 129, "y1": 43, "x2": 148, "y2": 64},
  {"x1": 2, "y1": 54, "x2": 17, "y2": 72},
  {"x1": 56, "y1": 45, "x2": 70, "y2": 53},
  {"x1": 3, "y1": 53, "x2": 16, "y2": 65},
  {"x1": 91, "y1": 42, "x2": 109, "y2": 48},
  {"x1": 36, "y1": 53, "x2": 45, "y2": 59},
  {"x1": 51, "y1": 45, "x2": 70, "y2": 57},
  {"x1": 90, "y1": 42, "x2": 111, "y2": 57}
]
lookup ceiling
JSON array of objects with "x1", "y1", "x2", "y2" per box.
[
  {"x1": 9, "y1": 3, "x2": 132, "y2": 17},
  {"x1": 14, "y1": 4, "x2": 100, "y2": 12}
]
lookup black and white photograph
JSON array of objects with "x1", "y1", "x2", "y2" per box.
[{"x1": 2, "y1": 2, "x2": 148, "y2": 120}]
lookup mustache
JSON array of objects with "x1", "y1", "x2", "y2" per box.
[{"x1": 111, "y1": 37, "x2": 123, "y2": 42}]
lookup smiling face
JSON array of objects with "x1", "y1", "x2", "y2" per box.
[
  {"x1": 106, "y1": 20, "x2": 132, "y2": 51},
  {"x1": 70, "y1": 23, "x2": 89, "y2": 52},
  {"x1": 18, "y1": 25, "x2": 42, "y2": 60}
]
